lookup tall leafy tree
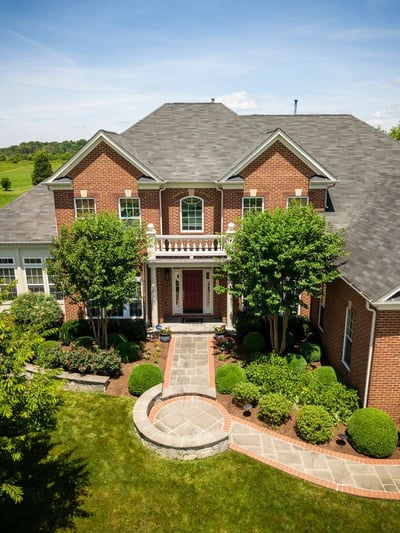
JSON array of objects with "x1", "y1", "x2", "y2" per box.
[
  {"x1": 389, "y1": 122, "x2": 400, "y2": 141},
  {"x1": 31, "y1": 151, "x2": 53, "y2": 185},
  {"x1": 0, "y1": 285, "x2": 63, "y2": 503},
  {"x1": 216, "y1": 205, "x2": 345, "y2": 354},
  {"x1": 47, "y1": 212, "x2": 146, "y2": 348}
]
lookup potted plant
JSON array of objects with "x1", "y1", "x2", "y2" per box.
[
  {"x1": 159, "y1": 327, "x2": 171, "y2": 342},
  {"x1": 214, "y1": 324, "x2": 226, "y2": 338}
]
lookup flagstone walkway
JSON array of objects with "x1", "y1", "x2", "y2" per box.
[{"x1": 133, "y1": 334, "x2": 400, "y2": 500}]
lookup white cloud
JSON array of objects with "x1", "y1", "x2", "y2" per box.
[{"x1": 217, "y1": 91, "x2": 257, "y2": 110}]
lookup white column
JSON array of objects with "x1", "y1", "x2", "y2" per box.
[
  {"x1": 150, "y1": 266, "x2": 158, "y2": 327},
  {"x1": 226, "y1": 222, "x2": 235, "y2": 331},
  {"x1": 146, "y1": 223, "x2": 156, "y2": 260}
]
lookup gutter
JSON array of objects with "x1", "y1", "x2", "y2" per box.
[
  {"x1": 364, "y1": 301, "x2": 377, "y2": 408},
  {"x1": 215, "y1": 183, "x2": 224, "y2": 232}
]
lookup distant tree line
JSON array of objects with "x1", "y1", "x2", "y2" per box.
[{"x1": 0, "y1": 139, "x2": 87, "y2": 163}]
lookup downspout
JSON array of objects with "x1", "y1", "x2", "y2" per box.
[
  {"x1": 364, "y1": 301, "x2": 377, "y2": 408},
  {"x1": 159, "y1": 185, "x2": 166, "y2": 235},
  {"x1": 215, "y1": 183, "x2": 224, "y2": 232}
]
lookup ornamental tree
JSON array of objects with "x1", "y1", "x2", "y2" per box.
[
  {"x1": 216, "y1": 205, "x2": 345, "y2": 354},
  {"x1": 0, "y1": 286, "x2": 63, "y2": 503},
  {"x1": 47, "y1": 212, "x2": 146, "y2": 348},
  {"x1": 31, "y1": 151, "x2": 53, "y2": 185}
]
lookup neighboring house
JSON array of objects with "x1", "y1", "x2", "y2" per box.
[{"x1": 0, "y1": 102, "x2": 399, "y2": 420}]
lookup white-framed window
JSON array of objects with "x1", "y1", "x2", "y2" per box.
[
  {"x1": 95, "y1": 277, "x2": 143, "y2": 319},
  {"x1": 23, "y1": 257, "x2": 45, "y2": 292},
  {"x1": 242, "y1": 197, "x2": 264, "y2": 215},
  {"x1": 74, "y1": 198, "x2": 96, "y2": 218},
  {"x1": 342, "y1": 304, "x2": 354, "y2": 370},
  {"x1": 119, "y1": 198, "x2": 141, "y2": 225},
  {"x1": 0, "y1": 258, "x2": 17, "y2": 299},
  {"x1": 180, "y1": 196, "x2": 203, "y2": 232},
  {"x1": 287, "y1": 196, "x2": 309, "y2": 208},
  {"x1": 47, "y1": 274, "x2": 63, "y2": 301}
]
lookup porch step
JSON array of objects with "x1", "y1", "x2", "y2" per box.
[{"x1": 160, "y1": 321, "x2": 220, "y2": 334}]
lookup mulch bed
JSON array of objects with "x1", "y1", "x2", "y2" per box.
[{"x1": 105, "y1": 335, "x2": 400, "y2": 461}]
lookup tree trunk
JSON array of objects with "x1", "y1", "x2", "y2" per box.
[
  {"x1": 268, "y1": 314, "x2": 280, "y2": 353},
  {"x1": 279, "y1": 308, "x2": 290, "y2": 355}
]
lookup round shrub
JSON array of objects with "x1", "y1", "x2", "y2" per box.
[
  {"x1": 242, "y1": 332, "x2": 266, "y2": 354},
  {"x1": 109, "y1": 318, "x2": 147, "y2": 342},
  {"x1": 286, "y1": 353, "x2": 308, "y2": 372},
  {"x1": 108, "y1": 332, "x2": 127, "y2": 347},
  {"x1": 128, "y1": 364, "x2": 163, "y2": 396},
  {"x1": 116, "y1": 341, "x2": 141, "y2": 363},
  {"x1": 59, "y1": 319, "x2": 91, "y2": 345},
  {"x1": 35, "y1": 341, "x2": 64, "y2": 368},
  {"x1": 288, "y1": 315, "x2": 310, "y2": 341},
  {"x1": 215, "y1": 363, "x2": 246, "y2": 394},
  {"x1": 298, "y1": 342, "x2": 321, "y2": 363},
  {"x1": 234, "y1": 310, "x2": 268, "y2": 341},
  {"x1": 72, "y1": 336, "x2": 95, "y2": 349},
  {"x1": 313, "y1": 366, "x2": 338, "y2": 386},
  {"x1": 296, "y1": 405, "x2": 334, "y2": 444},
  {"x1": 258, "y1": 393, "x2": 293, "y2": 428},
  {"x1": 347, "y1": 408, "x2": 398, "y2": 458},
  {"x1": 231, "y1": 382, "x2": 260, "y2": 406},
  {"x1": 10, "y1": 292, "x2": 63, "y2": 333}
]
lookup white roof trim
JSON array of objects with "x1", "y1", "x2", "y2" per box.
[
  {"x1": 47, "y1": 131, "x2": 163, "y2": 183},
  {"x1": 219, "y1": 129, "x2": 337, "y2": 183},
  {"x1": 376, "y1": 284, "x2": 400, "y2": 304}
]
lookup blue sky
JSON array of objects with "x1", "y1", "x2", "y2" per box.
[{"x1": 1, "y1": 0, "x2": 399, "y2": 146}]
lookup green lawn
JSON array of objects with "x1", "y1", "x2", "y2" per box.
[
  {"x1": 0, "y1": 159, "x2": 64, "y2": 208},
  {"x1": 2, "y1": 392, "x2": 399, "y2": 532}
]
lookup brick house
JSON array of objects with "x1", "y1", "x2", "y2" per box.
[{"x1": 0, "y1": 102, "x2": 399, "y2": 420}]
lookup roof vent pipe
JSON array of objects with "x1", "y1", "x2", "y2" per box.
[{"x1": 294, "y1": 99, "x2": 298, "y2": 115}]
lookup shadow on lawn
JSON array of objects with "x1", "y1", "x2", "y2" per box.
[{"x1": 0, "y1": 434, "x2": 90, "y2": 533}]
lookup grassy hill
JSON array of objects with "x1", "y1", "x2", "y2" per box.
[{"x1": 0, "y1": 159, "x2": 65, "y2": 209}]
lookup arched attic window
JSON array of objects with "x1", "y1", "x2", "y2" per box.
[{"x1": 180, "y1": 196, "x2": 204, "y2": 232}]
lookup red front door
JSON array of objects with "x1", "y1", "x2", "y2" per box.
[{"x1": 183, "y1": 270, "x2": 203, "y2": 313}]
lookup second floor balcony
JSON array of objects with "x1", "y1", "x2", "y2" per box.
[{"x1": 146, "y1": 223, "x2": 235, "y2": 260}]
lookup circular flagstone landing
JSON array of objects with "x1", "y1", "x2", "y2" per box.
[{"x1": 133, "y1": 384, "x2": 231, "y2": 460}]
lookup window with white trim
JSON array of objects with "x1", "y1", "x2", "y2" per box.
[
  {"x1": 74, "y1": 198, "x2": 96, "y2": 218},
  {"x1": 0, "y1": 258, "x2": 17, "y2": 299},
  {"x1": 92, "y1": 277, "x2": 143, "y2": 319},
  {"x1": 181, "y1": 196, "x2": 203, "y2": 232},
  {"x1": 242, "y1": 197, "x2": 264, "y2": 215},
  {"x1": 287, "y1": 196, "x2": 309, "y2": 208},
  {"x1": 24, "y1": 258, "x2": 45, "y2": 292},
  {"x1": 342, "y1": 305, "x2": 354, "y2": 369},
  {"x1": 119, "y1": 198, "x2": 140, "y2": 225},
  {"x1": 47, "y1": 273, "x2": 63, "y2": 301}
]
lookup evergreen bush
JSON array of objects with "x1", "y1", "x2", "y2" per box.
[
  {"x1": 116, "y1": 341, "x2": 141, "y2": 362},
  {"x1": 72, "y1": 336, "x2": 95, "y2": 349},
  {"x1": 258, "y1": 393, "x2": 293, "y2": 428},
  {"x1": 286, "y1": 353, "x2": 308, "y2": 372},
  {"x1": 300, "y1": 380, "x2": 359, "y2": 423},
  {"x1": 296, "y1": 405, "x2": 334, "y2": 444},
  {"x1": 242, "y1": 331, "x2": 266, "y2": 354},
  {"x1": 313, "y1": 366, "x2": 338, "y2": 386},
  {"x1": 288, "y1": 314, "x2": 310, "y2": 341},
  {"x1": 215, "y1": 363, "x2": 246, "y2": 394},
  {"x1": 59, "y1": 345, "x2": 121, "y2": 377},
  {"x1": 285, "y1": 331, "x2": 296, "y2": 350},
  {"x1": 59, "y1": 319, "x2": 91, "y2": 345},
  {"x1": 231, "y1": 382, "x2": 260, "y2": 406},
  {"x1": 35, "y1": 340, "x2": 64, "y2": 368},
  {"x1": 109, "y1": 318, "x2": 147, "y2": 342},
  {"x1": 128, "y1": 364, "x2": 163, "y2": 396},
  {"x1": 347, "y1": 408, "x2": 398, "y2": 458},
  {"x1": 298, "y1": 342, "x2": 321, "y2": 363},
  {"x1": 108, "y1": 332, "x2": 127, "y2": 347},
  {"x1": 234, "y1": 310, "x2": 268, "y2": 341}
]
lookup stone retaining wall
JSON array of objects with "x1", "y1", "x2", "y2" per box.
[{"x1": 25, "y1": 363, "x2": 110, "y2": 393}]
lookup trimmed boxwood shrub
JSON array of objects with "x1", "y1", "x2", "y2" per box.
[
  {"x1": 346, "y1": 408, "x2": 398, "y2": 458},
  {"x1": 242, "y1": 332, "x2": 266, "y2": 354},
  {"x1": 10, "y1": 292, "x2": 63, "y2": 333},
  {"x1": 215, "y1": 363, "x2": 246, "y2": 394},
  {"x1": 286, "y1": 353, "x2": 308, "y2": 372},
  {"x1": 234, "y1": 310, "x2": 268, "y2": 341},
  {"x1": 59, "y1": 319, "x2": 91, "y2": 345},
  {"x1": 288, "y1": 315, "x2": 310, "y2": 341},
  {"x1": 258, "y1": 393, "x2": 293, "y2": 428},
  {"x1": 35, "y1": 340, "x2": 64, "y2": 368},
  {"x1": 231, "y1": 382, "x2": 260, "y2": 406},
  {"x1": 300, "y1": 380, "x2": 359, "y2": 423},
  {"x1": 296, "y1": 405, "x2": 334, "y2": 444},
  {"x1": 116, "y1": 341, "x2": 141, "y2": 363},
  {"x1": 108, "y1": 332, "x2": 127, "y2": 347},
  {"x1": 128, "y1": 363, "x2": 163, "y2": 396},
  {"x1": 313, "y1": 366, "x2": 338, "y2": 386},
  {"x1": 109, "y1": 318, "x2": 147, "y2": 342},
  {"x1": 298, "y1": 342, "x2": 321, "y2": 363},
  {"x1": 72, "y1": 336, "x2": 95, "y2": 349}
]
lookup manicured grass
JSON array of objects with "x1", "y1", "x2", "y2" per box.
[
  {"x1": 0, "y1": 159, "x2": 64, "y2": 208},
  {"x1": 3, "y1": 392, "x2": 400, "y2": 532}
]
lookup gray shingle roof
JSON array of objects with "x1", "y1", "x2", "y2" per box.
[
  {"x1": 0, "y1": 183, "x2": 56, "y2": 244},
  {"x1": 2, "y1": 103, "x2": 400, "y2": 301}
]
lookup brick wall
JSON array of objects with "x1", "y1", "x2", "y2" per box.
[
  {"x1": 368, "y1": 311, "x2": 400, "y2": 420},
  {"x1": 314, "y1": 278, "x2": 400, "y2": 420}
]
